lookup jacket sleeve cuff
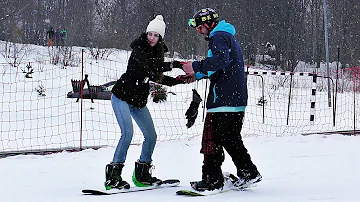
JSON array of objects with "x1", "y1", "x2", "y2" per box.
[
  {"x1": 192, "y1": 61, "x2": 208, "y2": 80},
  {"x1": 162, "y1": 62, "x2": 172, "y2": 72}
]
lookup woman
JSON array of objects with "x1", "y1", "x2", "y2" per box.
[{"x1": 105, "y1": 15, "x2": 184, "y2": 190}]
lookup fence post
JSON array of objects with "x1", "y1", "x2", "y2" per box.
[
  {"x1": 286, "y1": 74, "x2": 293, "y2": 125},
  {"x1": 353, "y1": 67, "x2": 360, "y2": 136},
  {"x1": 310, "y1": 73, "x2": 317, "y2": 125}
]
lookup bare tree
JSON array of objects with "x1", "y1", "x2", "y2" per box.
[{"x1": 0, "y1": 0, "x2": 359, "y2": 66}]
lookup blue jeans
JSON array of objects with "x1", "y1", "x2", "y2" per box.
[{"x1": 111, "y1": 94, "x2": 157, "y2": 163}]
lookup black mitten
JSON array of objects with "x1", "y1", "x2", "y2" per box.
[
  {"x1": 172, "y1": 61, "x2": 184, "y2": 70},
  {"x1": 185, "y1": 89, "x2": 202, "y2": 128}
]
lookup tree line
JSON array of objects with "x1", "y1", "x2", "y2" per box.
[{"x1": 0, "y1": 0, "x2": 359, "y2": 70}]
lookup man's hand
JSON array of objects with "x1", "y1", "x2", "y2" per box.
[
  {"x1": 182, "y1": 62, "x2": 195, "y2": 75},
  {"x1": 184, "y1": 74, "x2": 196, "y2": 83}
]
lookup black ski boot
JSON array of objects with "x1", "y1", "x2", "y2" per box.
[
  {"x1": 104, "y1": 162, "x2": 130, "y2": 190},
  {"x1": 190, "y1": 179, "x2": 224, "y2": 191},
  {"x1": 190, "y1": 170, "x2": 224, "y2": 191},
  {"x1": 132, "y1": 160, "x2": 162, "y2": 187},
  {"x1": 234, "y1": 169, "x2": 262, "y2": 188}
]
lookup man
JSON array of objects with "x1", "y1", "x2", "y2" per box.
[{"x1": 182, "y1": 8, "x2": 262, "y2": 191}]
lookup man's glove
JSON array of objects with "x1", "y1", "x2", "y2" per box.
[{"x1": 185, "y1": 89, "x2": 202, "y2": 128}]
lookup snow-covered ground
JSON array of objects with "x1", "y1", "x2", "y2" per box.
[{"x1": 1, "y1": 134, "x2": 359, "y2": 202}]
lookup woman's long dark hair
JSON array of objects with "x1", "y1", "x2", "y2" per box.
[
  {"x1": 151, "y1": 34, "x2": 164, "y2": 61},
  {"x1": 148, "y1": 34, "x2": 165, "y2": 83}
]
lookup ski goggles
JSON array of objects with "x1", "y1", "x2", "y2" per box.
[{"x1": 188, "y1": 18, "x2": 197, "y2": 28}]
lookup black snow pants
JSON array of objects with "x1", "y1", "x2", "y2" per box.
[{"x1": 200, "y1": 112, "x2": 259, "y2": 182}]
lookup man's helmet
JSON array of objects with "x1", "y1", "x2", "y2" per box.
[{"x1": 188, "y1": 8, "x2": 219, "y2": 29}]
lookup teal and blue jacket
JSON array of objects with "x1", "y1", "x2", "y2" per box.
[{"x1": 192, "y1": 20, "x2": 247, "y2": 112}]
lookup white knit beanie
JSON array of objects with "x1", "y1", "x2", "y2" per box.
[{"x1": 146, "y1": 15, "x2": 166, "y2": 37}]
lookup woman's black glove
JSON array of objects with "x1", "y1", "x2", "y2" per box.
[
  {"x1": 172, "y1": 61, "x2": 184, "y2": 70},
  {"x1": 160, "y1": 75, "x2": 185, "y2": 86}
]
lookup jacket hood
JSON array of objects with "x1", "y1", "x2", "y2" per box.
[
  {"x1": 209, "y1": 20, "x2": 236, "y2": 37},
  {"x1": 130, "y1": 33, "x2": 148, "y2": 49}
]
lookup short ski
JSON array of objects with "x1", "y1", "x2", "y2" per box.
[
  {"x1": 176, "y1": 188, "x2": 232, "y2": 196},
  {"x1": 83, "y1": 179, "x2": 180, "y2": 195},
  {"x1": 176, "y1": 185, "x2": 246, "y2": 196},
  {"x1": 176, "y1": 172, "x2": 255, "y2": 197}
]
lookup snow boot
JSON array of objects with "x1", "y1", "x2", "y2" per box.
[
  {"x1": 132, "y1": 160, "x2": 162, "y2": 187},
  {"x1": 104, "y1": 162, "x2": 130, "y2": 190},
  {"x1": 190, "y1": 169, "x2": 224, "y2": 191},
  {"x1": 232, "y1": 169, "x2": 262, "y2": 188}
]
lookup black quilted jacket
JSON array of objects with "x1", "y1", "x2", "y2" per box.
[{"x1": 111, "y1": 33, "x2": 180, "y2": 108}]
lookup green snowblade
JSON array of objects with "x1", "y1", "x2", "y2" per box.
[{"x1": 176, "y1": 190, "x2": 204, "y2": 196}]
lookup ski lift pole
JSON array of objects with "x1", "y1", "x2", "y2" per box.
[
  {"x1": 80, "y1": 49, "x2": 84, "y2": 150},
  {"x1": 323, "y1": 0, "x2": 332, "y2": 107},
  {"x1": 334, "y1": 47, "x2": 340, "y2": 127}
]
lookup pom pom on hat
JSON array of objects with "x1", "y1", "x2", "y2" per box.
[{"x1": 146, "y1": 15, "x2": 166, "y2": 37}]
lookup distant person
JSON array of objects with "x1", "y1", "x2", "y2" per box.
[
  {"x1": 54, "y1": 28, "x2": 61, "y2": 46},
  {"x1": 106, "y1": 15, "x2": 185, "y2": 190},
  {"x1": 60, "y1": 28, "x2": 67, "y2": 46},
  {"x1": 46, "y1": 26, "x2": 55, "y2": 47},
  {"x1": 182, "y1": 8, "x2": 262, "y2": 191}
]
